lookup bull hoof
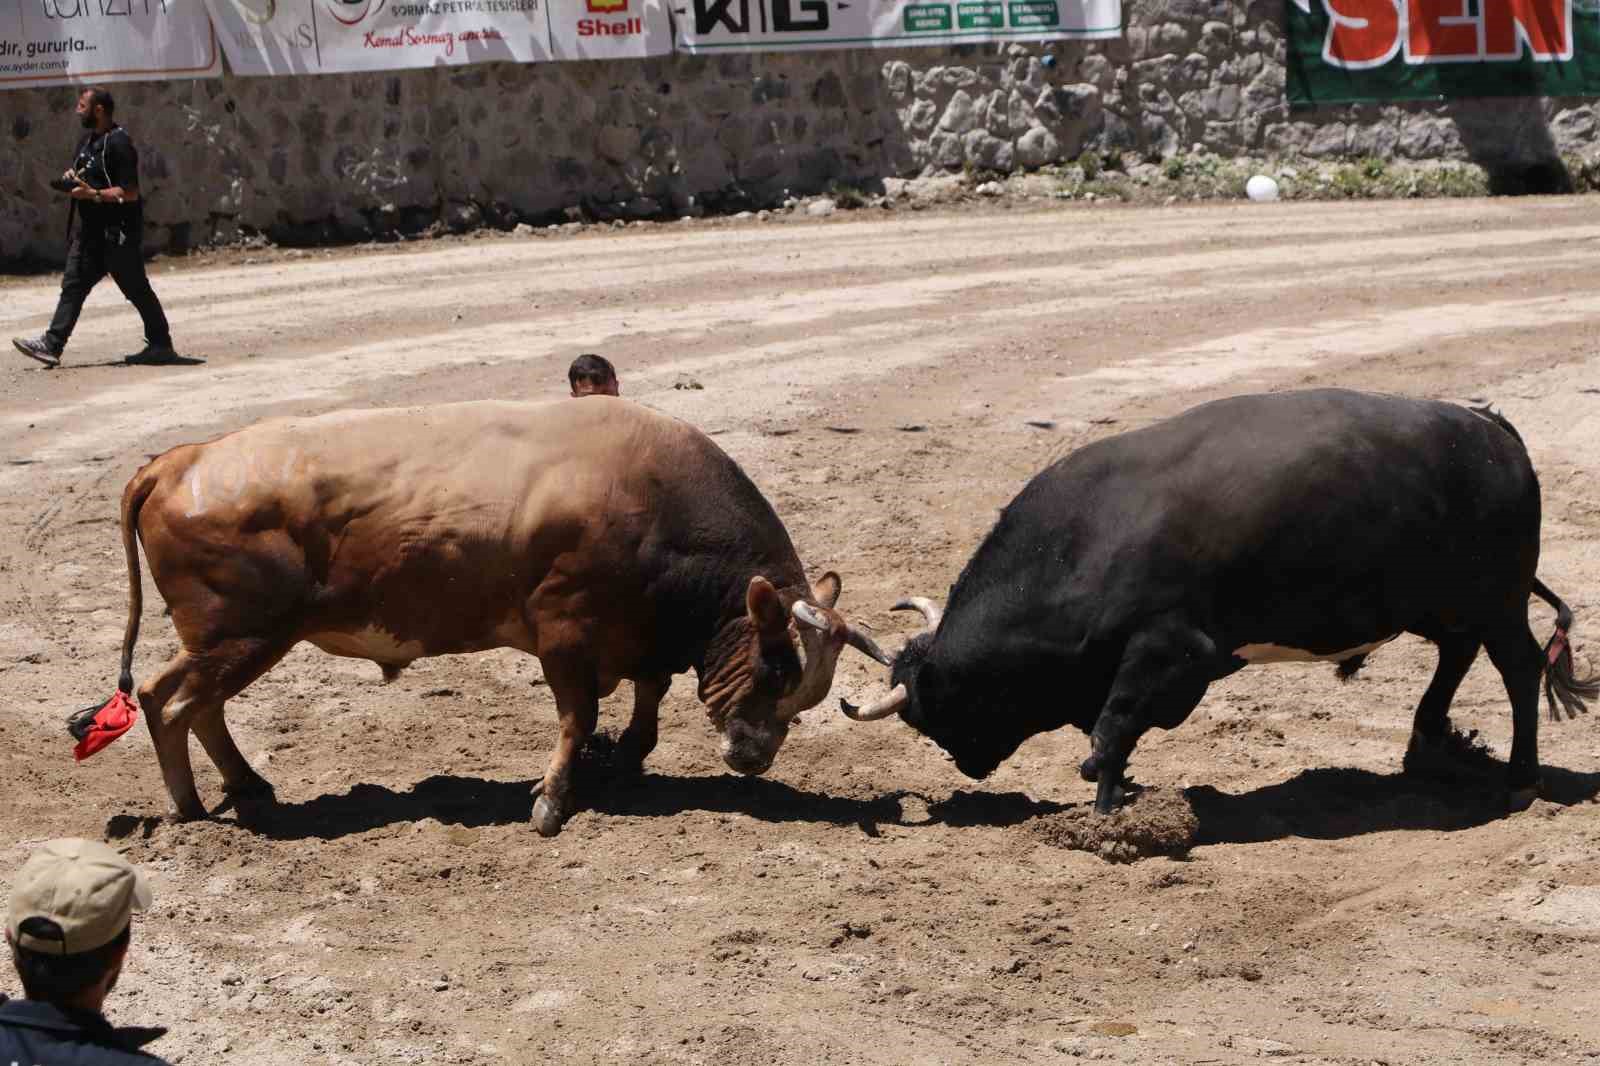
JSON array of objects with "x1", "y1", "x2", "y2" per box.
[
  {"x1": 223, "y1": 774, "x2": 275, "y2": 799},
  {"x1": 166, "y1": 800, "x2": 207, "y2": 824},
  {"x1": 1507, "y1": 784, "x2": 1541, "y2": 813},
  {"x1": 614, "y1": 743, "x2": 652, "y2": 779},
  {"x1": 532, "y1": 794, "x2": 566, "y2": 837},
  {"x1": 1403, "y1": 728, "x2": 1499, "y2": 783},
  {"x1": 1093, "y1": 775, "x2": 1124, "y2": 815}
]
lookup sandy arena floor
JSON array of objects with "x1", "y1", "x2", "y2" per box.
[{"x1": 2, "y1": 196, "x2": 1599, "y2": 1065}]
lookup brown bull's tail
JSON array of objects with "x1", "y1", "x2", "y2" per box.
[
  {"x1": 118, "y1": 468, "x2": 159, "y2": 695},
  {"x1": 1532, "y1": 578, "x2": 1600, "y2": 722}
]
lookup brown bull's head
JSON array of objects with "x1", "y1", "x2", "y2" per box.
[{"x1": 699, "y1": 573, "x2": 889, "y2": 776}]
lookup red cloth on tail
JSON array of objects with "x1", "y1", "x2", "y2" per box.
[
  {"x1": 69, "y1": 691, "x2": 139, "y2": 761},
  {"x1": 1549, "y1": 628, "x2": 1570, "y2": 667}
]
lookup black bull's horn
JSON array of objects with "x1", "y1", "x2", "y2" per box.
[
  {"x1": 837, "y1": 595, "x2": 943, "y2": 722},
  {"x1": 840, "y1": 683, "x2": 908, "y2": 721}
]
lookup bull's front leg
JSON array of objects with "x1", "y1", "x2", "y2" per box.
[
  {"x1": 1081, "y1": 620, "x2": 1217, "y2": 814},
  {"x1": 533, "y1": 658, "x2": 600, "y2": 837},
  {"x1": 617, "y1": 675, "x2": 671, "y2": 775}
]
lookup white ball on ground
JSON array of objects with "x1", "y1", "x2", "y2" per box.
[{"x1": 1245, "y1": 174, "x2": 1280, "y2": 202}]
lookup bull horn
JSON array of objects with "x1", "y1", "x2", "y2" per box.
[
  {"x1": 792, "y1": 601, "x2": 828, "y2": 631},
  {"x1": 892, "y1": 597, "x2": 943, "y2": 630},
  {"x1": 845, "y1": 626, "x2": 892, "y2": 667},
  {"x1": 840, "y1": 683, "x2": 908, "y2": 721},
  {"x1": 794, "y1": 602, "x2": 893, "y2": 667}
]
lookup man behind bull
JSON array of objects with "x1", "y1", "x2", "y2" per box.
[
  {"x1": 1, "y1": 838, "x2": 170, "y2": 1064},
  {"x1": 568, "y1": 353, "x2": 619, "y2": 397},
  {"x1": 11, "y1": 87, "x2": 177, "y2": 369}
]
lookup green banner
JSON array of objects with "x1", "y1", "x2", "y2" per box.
[{"x1": 1287, "y1": 0, "x2": 1600, "y2": 106}]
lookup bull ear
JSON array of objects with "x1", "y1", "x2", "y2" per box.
[
  {"x1": 746, "y1": 576, "x2": 789, "y2": 643},
  {"x1": 812, "y1": 571, "x2": 841, "y2": 609}
]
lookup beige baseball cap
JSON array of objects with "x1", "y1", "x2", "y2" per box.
[{"x1": 5, "y1": 838, "x2": 152, "y2": 956}]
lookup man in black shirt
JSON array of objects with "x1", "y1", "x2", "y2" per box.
[
  {"x1": 1, "y1": 838, "x2": 170, "y2": 1064},
  {"x1": 12, "y1": 87, "x2": 176, "y2": 369}
]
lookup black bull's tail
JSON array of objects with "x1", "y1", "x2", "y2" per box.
[
  {"x1": 1474, "y1": 404, "x2": 1597, "y2": 721},
  {"x1": 118, "y1": 468, "x2": 159, "y2": 696},
  {"x1": 1531, "y1": 578, "x2": 1599, "y2": 722}
]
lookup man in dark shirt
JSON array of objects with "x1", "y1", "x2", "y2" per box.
[
  {"x1": 1, "y1": 838, "x2": 170, "y2": 1065},
  {"x1": 11, "y1": 87, "x2": 176, "y2": 369}
]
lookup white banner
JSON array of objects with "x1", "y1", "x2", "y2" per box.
[
  {"x1": 673, "y1": 0, "x2": 1120, "y2": 52},
  {"x1": 1, "y1": 0, "x2": 221, "y2": 89},
  {"x1": 206, "y1": 0, "x2": 670, "y2": 74},
  {"x1": 549, "y1": 0, "x2": 672, "y2": 61}
]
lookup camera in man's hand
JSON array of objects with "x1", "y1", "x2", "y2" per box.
[{"x1": 48, "y1": 176, "x2": 78, "y2": 193}]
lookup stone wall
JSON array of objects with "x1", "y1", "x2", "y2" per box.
[{"x1": 4, "y1": 0, "x2": 1598, "y2": 266}]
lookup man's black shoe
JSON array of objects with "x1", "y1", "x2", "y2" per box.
[
  {"x1": 125, "y1": 342, "x2": 178, "y2": 366},
  {"x1": 12, "y1": 337, "x2": 62, "y2": 368}
]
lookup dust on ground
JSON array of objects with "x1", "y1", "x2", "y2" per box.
[{"x1": 3, "y1": 196, "x2": 1600, "y2": 1065}]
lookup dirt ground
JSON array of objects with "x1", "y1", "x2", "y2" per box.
[{"x1": 3, "y1": 196, "x2": 1600, "y2": 1066}]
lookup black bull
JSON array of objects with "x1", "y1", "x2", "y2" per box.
[{"x1": 845, "y1": 388, "x2": 1598, "y2": 812}]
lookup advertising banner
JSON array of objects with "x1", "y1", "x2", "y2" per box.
[
  {"x1": 1, "y1": 0, "x2": 221, "y2": 89},
  {"x1": 206, "y1": 0, "x2": 670, "y2": 74},
  {"x1": 550, "y1": 0, "x2": 672, "y2": 60},
  {"x1": 673, "y1": 0, "x2": 1121, "y2": 53},
  {"x1": 206, "y1": 0, "x2": 553, "y2": 75},
  {"x1": 1286, "y1": 0, "x2": 1600, "y2": 105}
]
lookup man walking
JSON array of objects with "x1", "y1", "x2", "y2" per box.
[
  {"x1": 1, "y1": 838, "x2": 169, "y2": 1064},
  {"x1": 12, "y1": 87, "x2": 177, "y2": 369}
]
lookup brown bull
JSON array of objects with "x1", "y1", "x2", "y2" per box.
[{"x1": 111, "y1": 397, "x2": 885, "y2": 835}]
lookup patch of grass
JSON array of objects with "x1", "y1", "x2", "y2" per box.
[{"x1": 827, "y1": 181, "x2": 869, "y2": 209}]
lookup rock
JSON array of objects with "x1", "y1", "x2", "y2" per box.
[
  {"x1": 938, "y1": 90, "x2": 979, "y2": 134},
  {"x1": 806, "y1": 198, "x2": 837, "y2": 217},
  {"x1": 1257, "y1": 1039, "x2": 1297, "y2": 1056},
  {"x1": 976, "y1": 181, "x2": 1004, "y2": 196},
  {"x1": 513, "y1": 223, "x2": 534, "y2": 236},
  {"x1": 1015, "y1": 126, "x2": 1060, "y2": 168}
]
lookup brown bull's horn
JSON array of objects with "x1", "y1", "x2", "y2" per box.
[
  {"x1": 892, "y1": 597, "x2": 943, "y2": 630},
  {"x1": 845, "y1": 626, "x2": 891, "y2": 667},
  {"x1": 791, "y1": 602, "x2": 829, "y2": 631},
  {"x1": 793, "y1": 602, "x2": 893, "y2": 666},
  {"x1": 840, "y1": 683, "x2": 908, "y2": 721}
]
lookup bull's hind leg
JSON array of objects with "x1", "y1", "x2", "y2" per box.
[
  {"x1": 532, "y1": 657, "x2": 599, "y2": 837},
  {"x1": 139, "y1": 636, "x2": 292, "y2": 820},
  {"x1": 1402, "y1": 635, "x2": 1482, "y2": 778},
  {"x1": 1081, "y1": 620, "x2": 1217, "y2": 814},
  {"x1": 192, "y1": 708, "x2": 273, "y2": 798},
  {"x1": 1484, "y1": 622, "x2": 1545, "y2": 810}
]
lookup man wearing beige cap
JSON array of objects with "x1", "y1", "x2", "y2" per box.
[{"x1": 2, "y1": 838, "x2": 168, "y2": 1064}]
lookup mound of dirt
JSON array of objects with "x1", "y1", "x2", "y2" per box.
[
  {"x1": 1402, "y1": 726, "x2": 1504, "y2": 783},
  {"x1": 1029, "y1": 788, "x2": 1199, "y2": 862}
]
